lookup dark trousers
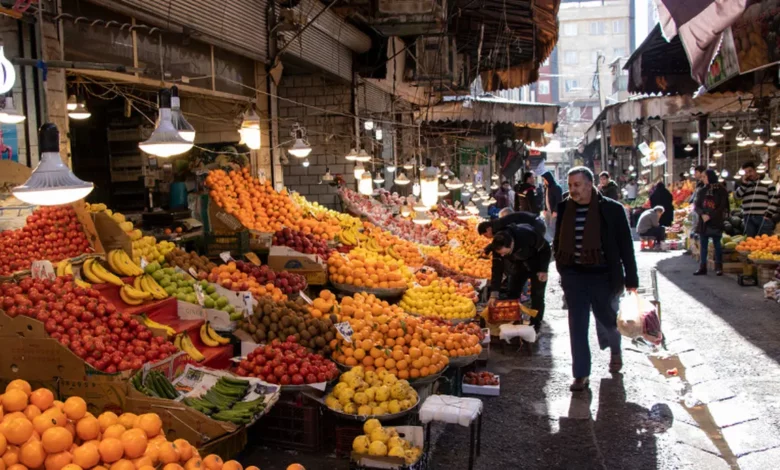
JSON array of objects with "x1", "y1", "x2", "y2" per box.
[
  {"x1": 700, "y1": 234, "x2": 722, "y2": 266},
  {"x1": 508, "y1": 266, "x2": 546, "y2": 327},
  {"x1": 640, "y1": 225, "x2": 666, "y2": 243},
  {"x1": 560, "y1": 271, "x2": 621, "y2": 379}
]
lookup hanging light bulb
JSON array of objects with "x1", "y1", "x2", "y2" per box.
[
  {"x1": 386, "y1": 164, "x2": 396, "y2": 173},
  {"x1": 684, "y1": 144, "x2": 693, "y2": 152},
  {"x1": 66, "y1": 95, "x2": 77, "y2": 111},
  {"x1": 375, "y1": 128, "x2": 383, "y2": 141},
  {"x1": 0, "y1": 96, "x2": 25, "y2": 124},
  {"x1": 722, "y1": 121, "x2": 734, "y2": 130},
  {"x1": 139, "y1": 89, "x2": 192, "y2": 157},
  {"x1": 703, "y1": 137, "x2": 714, "y2": 145},
  {"x1": 753, "y1": 125, "x2": 764, "y2": 134},
  {"x1": 355, "y1": 149, "x2": 371, "y2": 162},
  {"x1": 437, "y1": 184, "x2": 449, "y2": 197},
  {"x1": 466, "y1": 200, "x2": 479, "y2": 214},
  {"x1": 13, "y1": 123, "x2": 94, "y2": 205},
  {"x1": 412, "y1": 181, "x2": 421, "y2": 197},
  {"x1": 302, "y1": 158, "x2": 310, "y2": 168},
  {"x1": 721, "y1": 169, "x2": 729, "y2": 178},
  {"x1": 490, "y1": 181, "x2": 499, "y2": 190},
  {"x1": 708, "y1": 161, "x2": 717, "y2": 168},
  {"x1": 68, "y1": 100, "x2": 91, "y2": 120},
  {"x1": 237, "y1": 108, "x2": 261, "y2": 150},
  {"x1": 373, "y1": 172, "x2": 385, "y2": 184},
  {"x1": 345, "y1": 148, "x2": 359, "y2": 161},
  {"x1": 736, "y1": 131, "x2": 747, "y2": 142},
  {"x1": 711, "y1": 131, "x2": 724, "y2": 139},
  {"x1": 738, "y1": 139, "x2": 750, "y2": 147},
  {"x1": 413, "y1": 200, "x2": 429, "y2": 212},
  {"x1": 288, "y1": 123, "x2": 312, "y2": 158},
  {"x1": 738, "y1": 169, "x2": 746, "y2": 176},
  {"x1": 754, "y1": 136, "x2": 765, "y2": 146},
  {"x1": 354, "y1": 162, "x2": 365, "y2": 179},
  {"x1": 358, "y1": 171, "x2": 373, "y2": 195},
  {"x1": 766, "y1": 138, "x2": 777, "y2": 147},
  {"x1": 491, "y1": 173, "x2": 499, "y2": 181},
  {"x1": 322, "y1": 167, "x2": 334, "y2": 182},
  {"x1": 628, "y1": 165, "x2": 635, "y2": 171},
  {"x1": 461, "y1": 188, "x2": 471, "y2": 197},
  {"x1": 412, "y1": 212, "x2": 432, "y2": 225},
  {"x1": 446, "y1": 177, "x2": 464, "y2": 190},
  {"x1": 757, "y1": 163, "x2": 767, "y2": 172},
  {"x1": 713, "y1": 149, "x2": 723, "y2": 158},
  {"x1": 0, "y1": 42, "x2": 16, "y2": 94},
  {"x1": 364, "y1": 120, "x2": 374, "y2": 131},
  {"x1": 772, "y1": 125, "x2": 780, "y2": 136},
  {"x1": 762, "y1": 175, "x2": 773, "y2": 185},
  {"x1": 420, "y1": 166, "x2": 439, "y2": 207},
  {"x1": 394, "y1": 172, "x2": 411, "y2": 185},
  {"x1": 170, "y1": 86, "x2": 195, "y2": 142},
  {"x1": 400, "y1": 205, "x2": 411, "y2": 217},
  {"x1": 403, "y1": 160, "x2": 414, "y2": 170}
]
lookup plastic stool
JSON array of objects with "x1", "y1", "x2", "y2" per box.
[
  {"x1": 640, "y1": 237, "x2": 657, "y2": 251},
  {"x1": 419, "y1": 395, "x2": 483, "y2": 469}
]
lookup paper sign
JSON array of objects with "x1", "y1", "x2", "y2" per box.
[
  {"x1": 31, "y1": 260, "x2": 55, "y2": 280},
  {"x1": 244, "y1": 252, "x2": 261, "y2": 266},
  {"x1": 220, "y1": 252, "x2": 233, "y2": 263},
  {"x1": 188, "y1": 267, "x2": 199, "y2": 278},
  {"x1": 194, "y1": 284, "x2": 205, "y2": 306},
  {"x1": 299, "y1": 291, "x2": 313, "y2": 305},
  {"x1": 242, "y1": 292, "x2": 254, "y2": 316},
  {"x1": 140, "y1": 258, "x2": 148, "y2": 269},
  {"x1": 335, "y1": 321, "x2": 353, "y2": 344}
]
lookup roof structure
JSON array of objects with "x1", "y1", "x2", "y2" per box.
[{"x1": 416, "y1": 94, "x2": 559, "y2": 132}]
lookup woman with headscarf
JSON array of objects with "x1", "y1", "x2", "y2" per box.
[
  {"x1": 694, "y1": 169, "x2": 730, "y2": 276},
  {"x1": 649, "y1": 181, "x2": 674, "y2": 226}
]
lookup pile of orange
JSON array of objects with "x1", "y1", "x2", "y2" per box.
[
  {"x1": 327, "y1": 252, "x2": 408, "y2": 290},
  {"x1": 448, "y1": 225, "x2": 490, "y2": 258},
  {"x1": 427, "y1": 250, "x2": 491, "y2": 279},
  {"x1": 207, "y1": 263, "x2": 287, "y2": 302},
  {"x1": 414, "y1": 269, "x2": 439, "y2": 286},
  {"x1": 736, "y1": 234, "x2": 780, "y2": 253},
  {"x1": 0, "y1": 380, "x2": 252, "y2": 470},
  {"x1": 308, "y1": 289, "x2": 337, "y2": 318}
]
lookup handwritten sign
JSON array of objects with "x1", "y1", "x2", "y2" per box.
[
  {"x1": 31, "y1": 260, "x2": 55, "y2": 280},
  {"x1": 299, "y1": 291, "x2": 313, "y2": 305},
  {"x1": 242, "y1": 292, "x2": 254, "y2": 317},
  {"x1": 335, "y1": 321, "x2": 354, "y2": 344},
  {"x1": 220, "y1": 252, "x2": 233, "y2": 263},
  {"x1": 194, "y1": 284, "x2": 205, "y2": 306},
  {"x1": 188, "y1": 267, "x2": 199, "y2": 278}
]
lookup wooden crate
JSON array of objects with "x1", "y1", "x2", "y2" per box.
[{"x1": 757, "y1": 266, "x2": 776, "y2": 286}]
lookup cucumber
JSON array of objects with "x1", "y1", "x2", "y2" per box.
[{"x1": 218, "y1": 376, "x2": 250, "y2": 387}]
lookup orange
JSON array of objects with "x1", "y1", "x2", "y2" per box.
[
  {"x1": 32, "y1": 414, "x2": 58, "y2": 436},
  {"x1": 6, "y1": 381, "x2": 32, "y2": 397},
  {"x1": 163, "y1": 465, "x2": 183, "y2": 470},
  {"x1": 202, "y1": 455, "x2": 222, "y2": 470},
  {"x1": 30, "y1": 389, "x2": 54, "y2": 411},
  {"x1": 61, "y1": 465, "x2": 83, "y2": 470},
  {"x1": 98, "y1": 438, "x2": 124, "y2": 464},
  {"x1": 3, "y1": 445, "x2": 20, "y2": 467},
  {"x1": 19, "y1": 439, "x2": 45, "y2": 469},
  {"x1": 2, "y1": 390, "x2": 28, "y2": 413},
  {"x1": 103, "y1": 424, "x2": 126, "y2": 440},
  {"x1": 0, "y1": 433, "x2": 6, "y2": 455},
  {"x1": 245, "y1": 467, "x2": 260, "y2": 470},
  {"x1": 221, "y1": 461, "x2": 241, "y2": 470},
  {"x1": 42, "y1": 408, "x2": 67, "y2": 427},
  {"x1": 142, "y1": 442, "x2": 159, "y2": 465},
  {"x1": 184, "y1": 458, "x2": 203, "y2": 470},
  {"x1": 4, "y1": 417, "x2": 34, "y2": 445},
  {"x1": 120, "y1": 429, "x2": 148, "y2": 459},
  {"x1": 51, "y1": 401, "x2": 65, "y2": 411},
  {"x1": 173, "y1": 439, "x2": 192, "y2": 461},
  {"x1": 7, "y1": 464, "x2": 27, "y2": 470},
  {"x1": 72, "y1": 443, "x2": 100, "y2": 469},
  {"x1": 62, "y1": 397, "x2": 86, "y2": 421},
  {"x1": 98, "y1": 412, "x2": 119, "y2": 432},
  {"x1": 287, "y1": 465, "x2": 306, "y2": 470},
  {"x1": 156, "y1": 442, "x2": 179, "y2": 465},
  {"x1": 137, "y1": 466, "x2": 155, "y2": 470},
  {"x1": 75, "y1": 416, "x2": 100, "y2": 441},
  {"x1": 94, "y1": 466, "x2": 108, "y2": 470},
  {"x1": 117, "y1": 414, "x2": 138, "y2": 430},
  {"x1": 42, "y1": 427, "x2": 73, "y2": 454},
  {"x1": 135, "y1": 414, "x2": 162, "y2": 438},
  {"x1": 110, "y1": 459, "x2": 135, "y2": 470},
  {"x1": 43, "y1": 451, "x2": 71, "y2": 470},
  {"x1": 22, "y1": 406, "x2": 40, "y2": 421},
  {"x1": 132, "y1": 456, "x2": 153, "y2": 469}
]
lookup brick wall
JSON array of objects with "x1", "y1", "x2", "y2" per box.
[{"x1": 278, "y1": 73, "x2": 356, "y2": 209}]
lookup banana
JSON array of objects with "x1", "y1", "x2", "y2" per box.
[
  {"x1": 56, "y1": 259, "x2": 69, "y2": 277},
  {"x1": 65, "y1": 263, "x2": 73, "y2": 276},
  {"x1": 141, "y1": 275, "x2": 169, "y2": 300},
  {"x1": 117, "y1": 250, "x2": 144, "y2": 276},
  {"x1": 205, "y1": 322, "x2": 230, "y2": 345},
  {"x1": 141, "y1": 314, "x2": 176, "y2": 336},
  {"x1": 199, "y1": 323, "x2": 220, "y2": 347},
  {"x1": 120, "y1": 286, "x2": 144, "y2": 305},
  {"x1": 181, "y1": 334, "x2": 205, "y2": 362},
  {"x1": 122, "y1": 284, "x2": 151, "y2": 301},
  {"x1": 74, "y1": 278, "x2": 91, "y2": 288},
  {"x1": 174, "y1": 333, "x2": 183, "y2": 350},
  {"x1": 91, "y1": 260, "x2": 125, "y2": 286},
  {"x1": 340, "y1": 229, "x2": 357, "y2": 245},
  {"x1": 81, "y1": 259, "x2": 104, "y2": 284},
  {"x1": 106, "y1": 250, "x2": 125, "y2": 276},
  {"x1": 387, "y1": 245, "x2": 400, "y2": 260},
  {"x1": 134, "y1": 276, "x2": 143, "y2": 290}
]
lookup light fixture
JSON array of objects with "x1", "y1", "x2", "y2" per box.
[
  {"x1": 413, "y1": 201, "x2": 428, "y2": 212},
  {"x1": 722, "y1": 122, "x2": 734, "y2": 130},
  {"x1": 466, "y1": 200, "x2": 479, "y2": 214},
  {"x1": 708, "y1": 161, "x2": 717, "y2": 168},
  {"x1": 375, "y1": 129, "x2": 383, "y2": 141},
  {"x1": 386, "y1": 164, "x2": 396, "y2": 173},
  {"x1": 738, "y1": 169, "x2": 746, "y2": 176},
  {"x1": 412, "y1": 212, "x2": 432, "y2": 225},
  {"x1": 354, "y1": 162, "x2": 365, "y2": 179},
  {"x1": 420, "y1": 166, "x2": 439, "y2": 207},
  {"x1": 456, "y1": 210, "x2": 471, "y2": 220},
  {"x1": 0, "y1": 96, "x2": 25, "y2": 124},
  {"x1": 373, "y1": 172, "x2": 385, "y2": 184},
  {"x1": 322, "y1": 167, "x2": 334, "y2": 182},
  {"x1": 138, "y1": 89, "x2": 192, "y2": 157},
  {"x1": 66, "y1": 95, "x2": 77, "y2": 111},
  {"x1": 358, "y1": 171, "x2": 373, "y2": 195},
  {"x1": 0, "y1": 41, "x2": 16, "y2": 94},
  {"x1": 437, "y1": 184, "x2": 449, "y2": 197},
  {"x1": 364, "y1": 120, "x2": 374, "y2": 131},
  {"x1": 400, "y1": 205, "x2": 411, "y2": 217},
  {"x1": 394, "y1": 172, "x2": 410, "y2": 185},
  {"x1": 491, "y1": 173, "x2": 499, "y2": 181},
  {"x1": 753, "y1": 125, "x2": 764, "y2": 134},
  {"x1": 738, "y1": 139, "x2": 751, "y2": 147},
  {"x1": 757, "y1": 163, "x2": 767, "y2": 172},
  {"x1": 288, "y1": 123, "x2": 312, "y2": 158},
  {"x1": 237, "y1": 108, "x2": 261, "y2": 150},
  {"x1": 754, "y1": 137, "x2": 765, "y2": 146},
  {"x1": 68, "y1": 100, "x2": 91, "y2": 120},
  {"x1": 490, "y1": 181, "x2": 499, "y2": 190},
  {"x1": 721, "y1": 169, "x2": 729, "y2": 178},
  {"x1": 628, "y1": 165, "x2": 635, "y2": 171},
  {"x1": 170, "y1": 86, "x2": 195, "y2": 142},
  {"x1": 711, "y1": 131, "x2": 724, "y2": 139},
  {"x1": 439, "y1": 161, "x2": 447, "y2": 167},
  {"x1": 736, "y1": 131, "x2": 747, "y2": 142},
  {"x1": 761, "y1": 175, "x2": 773, "y2": 185},
  {"x1": 767, "y1": 139, "x2": 777, "y2": 147},
  {"x1": 13, "y1": 123, "x2": 94, "y2": 205},
  {"x1": 713, "y1": 150, "x2": 723, "y2": 158},
  {"x1": 302, "y1": 158, "x2": 310, "y2": 168},
  {"x1": 412, "y1": 181, "x2": 421, "y2": 197},
  {"x1": 641, "y1": 168, "x2": 651, "y2": 175},
  {"x1": 772, "y1": 125, "x2": 780, "y2": 136},
  {"x1": 684, "y1": 144, "x2": 693, "y2": 152},
  {"x1": 703, "y1": 137, "x2": 714, "y2": 145},
  {"x1": 355, "y1": 149, "x2": 371, "y2": 162},
  {"x1": 446, "y1": 177, "x2": 464, "y2": 190},
  {"x1": 345, "y1": 148, "x2": 359, "y2": 161},
  {"x1": 403, "y1": 160, "x2": 414, "y2": 170},
  {"x1": 461, "y1": 188, "x2": 471, "y2": 196}
]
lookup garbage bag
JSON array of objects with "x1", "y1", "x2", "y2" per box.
[{"x1": 618, "y1": 292, "x2": 663, "y2": 345}]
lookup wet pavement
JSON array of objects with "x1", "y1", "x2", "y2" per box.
[{"x1": 240, "y1": 247, "x2": 780, "y2": 469}]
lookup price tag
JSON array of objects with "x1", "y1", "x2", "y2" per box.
[
  {"x1": 194, "y1": 284, "x2": 205, "y2": 306},
  {"x1": 220, "y1": 252, "x2": 233, "y2": 263},
  {"x1": 188, "y1": 267, "x2": 199, "y2": 278},
  {"x1": 335, "y1": 321, "x2": 354, "y2": 344},
  {"x1": 140, "y1": 258, "x2": 149, "y2": 269},
  {"x1": 244, "y1": 252, "x2": 261, "y2": 266},
  {"x1": 31, "y1": 260, "x2": 55, "y2": 280},
  {"x1": 242, "y1": 292, "x2": 254, "y2": 316},
  {"x1": 298, "y1": 291, "x2": 313, "y2": 305}
]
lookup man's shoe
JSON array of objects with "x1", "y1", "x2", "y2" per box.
[
  {"x1": 693, "y1": 267, "x2": 707, "y2": 276},
  {"x1": 609, "y1": 353, "x2": 623, "y2": 373},
  {"x1": 715, "y1": 263, "x2": 723, "y2": 276},
  {"x1": 570, "y1": 377, "x2": 590, "y2": 392}
]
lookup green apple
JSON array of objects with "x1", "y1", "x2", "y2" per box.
[
  {"x1": 216, "y1": 297, "x2": 228, "y2": 309},
  {"x1": 204, "y1": 297, "x2": 216, "y2": 309},
  {"x1": 176, "y1": 293, "x2": 187, "y2": 301},
  {"x1": 152, "y1": 270, "x2": 165, "y2": 282},
  {"x1": 206, "y1": 285, "x2": 217, "y2": 295}
]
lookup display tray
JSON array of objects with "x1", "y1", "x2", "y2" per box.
[
  {"x1": 333, "y1": 360, "x2": 447, "y2": 387},
  {"x1": 748, "y1": 258, "x2": 780, "y2": 265},
  {"x1": 317, "y1": 394, "x2": 420, "y2": 422},
  {"x1": 331, "y1": 281, "x2": 407, "y2": 298},
  {"x1": 278, "y1": 378, "x2": 337, "y2": 393},
  {"x1": 404, "y1": 311, "x2": 477, "y2": 325},
  {"x1": 447, "y1": 354, "x2": 479, "y2": 368}
]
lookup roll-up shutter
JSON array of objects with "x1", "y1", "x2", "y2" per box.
[
  {"x1": 358, "y1": 81, "x2": 393, "y2": 114},
  {"x1": 280, "y1": 28, "x2": 353, "y2": 81},
  {"x1": 89, "y1": 0, "x2": 268, "y2": 63}
]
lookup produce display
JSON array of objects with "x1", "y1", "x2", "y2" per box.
[
  {"x1": 421, "y1": 317, "x2": 485, "y2": 342},
  {"x1": 200, "y1": 321, "x2": 232, "y2": 346},
  {"x1": 182, "y1": 376, "x2": 267, "y2": 424},
  {"x1": 324, "y1": 365, "x2": 418, "y2": 416},
  {"x1": 207, "y1": 261, "x2": 301, "y2": 298},
  {"x1": 464, "y1": 371, "x2": 499, "y2": 386},
  {"x1": 234, "y1": 339, "x2": 339, "y2": 385},
  {"x1": 236, "y1": 296, "x2": 337, "y2": 355},
  {"x1": 414, "y1": 269, "x2": 478, "y2": 302},
  {"x1": 737, "y1": 234, "x2": 780, "y2": 253},
  {"x1": 131, "y1": 369, "x2": 180, "y2": 399},
  {"x1": 327, "y1": 250, "x2": 408, "y2": 290},
  {"x1": 273, "y1": 228, "x2": 332, "y2": 258},
  {"x1": 423, "y1": 256, "x2": 485, "y2": 287},
  {"x1": 174, "y1": 332, "x2": 206, "y2": 362},
  {"x1": 164, "y1": 248, "x2": 217, "y2": 277},
  {"x1": 352, "y1": 419, "x2": 422, "y2": 464},
  {"x1": 131, "y1": 235, "x2": 176, "y2": 266},
  {"x1": 488, "y1": 299, "x2": 521, "y2": 322},
  {"x1": 399, "y1": 282, "x2": 477, "y2": 320},
  {"x1": 0, "y1": 205, "x2": 92, "y2": 275}
]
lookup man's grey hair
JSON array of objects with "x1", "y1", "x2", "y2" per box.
[
  {"x1": 568, "y1": 166, "x2": 594, "y2": 182},
  {"x1": 654, "y1": 205, "x2": 665, "y2": 213}
]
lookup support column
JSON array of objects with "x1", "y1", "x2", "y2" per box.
[
  {"x1": 39, "y1": 15, "x2": 68, "y2": 163},
  {"x1": 665, "y1": 120, "x2": 674, "y2": 185},
  {"x1": 254, "y1": 62, "x2": 273, "y2": 184}
]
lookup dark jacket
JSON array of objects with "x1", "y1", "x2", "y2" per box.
[
  {"x1": 600, "y1": 180, "x2": 620, "y2": 201},
  {"x1": 694, "y1": 184, "x2": 729, "y2": 235},
  {"x1": 490, "y1": 210, "x2": 545, "y2": 236},
  {"x1": 541, "y1": 171, "x2": 562, "y2": 213},
  {"x1": 554, "y1": 193, "x2": 639, "y2": 295},
  {"x1": 515, "y1": 183, "x2": 538, "y2": 213},
  {"x1": 649, "y1": 182, "x2": 674, "y2": 226},
  {"x1": 490, "y1": 224, "x2": 552, "y2": 293}
]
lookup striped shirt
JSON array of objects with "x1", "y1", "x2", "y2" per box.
[
  {"x1": 735, "y1": 180, "x2": 778, "y2": 217},
  {"x1": 574, "y1": 205, "x2": 589, "y2": 263}
]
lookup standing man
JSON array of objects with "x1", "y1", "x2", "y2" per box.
[
  {"x1": 598, "y1": 171, "x2": 620, "y2": 200},
  {"x1": 624, "y1": 178, "x2": 638, "y2": 202},
  {"x1": 493, "y1": 181, "x2": 514, "y2": 210},
  {"x1": 541, "y1": 171, "x2": 562, "y2": 241},
  {"x1": 554, "y1": 167, "x2": 638, "y2": 392},
  {"x1": 515, "y1": 172, "x2": 539, "y2": 214},
  {"x1": 735, "y1": 161, "x2": 777, "y2": 237}
]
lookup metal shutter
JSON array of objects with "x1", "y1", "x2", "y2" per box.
[
  {"x1": 280, "y1": 28, "x2": 353, "y2": 81},
  {"x1": 359, "y1": 81, "x2": 393, "y2": 114}
]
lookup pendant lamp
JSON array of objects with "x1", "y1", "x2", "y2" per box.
[
  {"x1": 394, "y1": 172, "x2": 411, "y2": 185},
  {"x1": 139, "y1": 89, "x2": 192, "y2": 157},
  {"x1": 238, "y1": 108, "x2": 262, "y2": 150},
  {"x1": 170, "y1": 86, "x2": 195, "y2": 142},
  {"x1": 0, "y1": 96, "x2": 25, "y2": 124}
]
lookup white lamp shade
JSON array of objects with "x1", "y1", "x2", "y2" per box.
[
  {"x1": 139, "y1": 90, "x2": 193, "y2": 157},
  {"x1": 13, "y1": 123, "x2": 94, "y2": 205},
  {"x1": 355, "y1": 149, "x2": 371, "y2": 162},
  {"x1": 68, "y1": 102, "x2": 91, "y2": 120},
  {"x1": 375, "y1": 129, "x2": 383, "y2": 140},
  {"x1": 445, "y1": 177, "x2": 464, "y2": 189},
  {"x1": 358, "y1": 172, "x2": 373, "y2": 195},
  {"x1": 288, "y1": 138, "x2": 312, "y2": 158},
  {"x1": 412, "y1": 212, "x2": 432, "y2": 225},
  {"x1": 491, "y1": 173, "x2": 499, "y2": 180},
  {"x1": 466, "y1": 201, "x2": 479, "y2": 214},
  {"x1": 170, "y1": 92, "x2": 195, "y2": 142},
  {"x1": 0, "y1": 46, "x2": 16, "y2": 95},
  {"x1": 345, "y1": 148, "x2": 359, "y2": 161},
  {"x1": 0, "y1": 96, "x2": 25, "y2": 124},
  {"x1": 66, "y1": 95, "x2": 77, "y2": 111},
  {"x1": 354, "y1": 162, "x2": 365, "y2": 179},
  {"x1": 373, "y1": 174, "x2": 385, "y2": 183},
  {"x1": 386, "y1": 165, "x2": 396, "y2": 173},
  {"x1": 394, "y1": 172, "x2": 410, "y2": 185},
  {"x1": 364, "y1": 120, "x2": 374, "y2": 131},
  {"x1": 400, "y1": 205, "x2": 411, "y2": 217},
  {"x1": 437, "y1": 184, "x2": 449, "y2": 196},
  {"x1": 238, "y1": 109, "x2": 261, "y2": 150},
  {"x1": 403, "y1": 161, "x2": 414, "y2": 170},
  {"x1": 302, "y1": 158, "x2": 310, "y2": 167}
]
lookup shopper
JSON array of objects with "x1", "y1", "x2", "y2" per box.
[
  {"x1": 636, "y1": 206, "x2": 666, "y2": 244},
  {"x1": 694, "y1": 169, "x2": 730, "y2": 276},
  {"x1": 487, "y1": 224, "x2": 551, "y2": 333},
  {"x1": 554, "y1": 166, "x2": 638, "y2": 392},
  {"x1": 599, "y1": 171, "x2": 620, "y2": 200},
  {"x1": 515, "y1": 172, "x2": 539, "y2": 214},
  {"x1": 624, "y1": 178, "x2": 638, "y2": 202},
  {"x1": 649, "y1": 181, "x2": 674, "y2": 226},
  {"x1": 541, "y1": 171, "x2": 562, "y2": 241},
  {"x1": 493, "y1": 181, "x2": 514, "y2": 210},
  {"x1": 735, "y1": 161, "x2": 777, "y2": 237},
  {"x1": 478, "y1": 210, "x2": 544, "y2": 239},
  {"x1": 689, "y1": 165, "x2": 706, "y2": 203}
]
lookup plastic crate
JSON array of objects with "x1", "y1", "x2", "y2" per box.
[
  {"x1": 205, "y1": 231, "x2": 250, "y2": 258},
  {"x1": 257, "y1": 398, "x2": 322, "y2": 451},
  {"x1": 335, "y1": 425, "x2": 365, "y2": 458}
]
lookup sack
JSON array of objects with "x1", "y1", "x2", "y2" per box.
[{"x1": 617, "y1": 292, "x2": 663, "y2": 345}]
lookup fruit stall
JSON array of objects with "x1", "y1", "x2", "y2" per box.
[{"x1": 0, "y1": 164, "x2": 516, "y2": 470}]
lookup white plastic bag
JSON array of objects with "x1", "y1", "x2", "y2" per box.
[{"x1": 618, "y1": 292, "x2": 663, "y2": 344}]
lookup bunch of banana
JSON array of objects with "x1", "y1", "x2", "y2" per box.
[
  {"x1": 387, "y1": 245, "x2": 401, "y2": 260},
  {"x1": 200, "y1": 321, "x2": 231, "y2": 347},
  {"x1": 82, "y1": 258, "x2": 124, "y2": 286},
  {"x1": 364, "y1": 237, "x2": 383, "y2": 253},
  {"x1": 74, "y1": 278, "x2": 92, "y2": 289},
  {"x1": 175, "y1": 333, "x2": 205, "y2": 361},
  {"x1": 134, "y1": 274, "x2": 169, "y2": 300},
  {"x1": 107, "y1": 249, "x2": 144, "y2": 276},
  {"x1": 339, "y1": 227, "x2": 358, "y2": 246},
  {"x1": 56, "y1": 259, "x2": 74, "y2": 277},
  {"x1": 119, "y1": 283, "x2": 151, "y2": 306},
  {"x1": 140, "y1": 314, "x2": 176, "y2": 337}
]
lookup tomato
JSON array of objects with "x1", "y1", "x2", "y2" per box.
[
  {"x1": 291, "y1": 374, "x2": 304, "y2": 385},
  {"x1": 316, "y1": 372, "x2": 327, "y2": 383},
  {"x1": 273, "y1": 365, "x2": 287, "y2": 378},
  {"x1": 280, "y1": 374, "x2": 291, "y2": 385},
  {"x1": 305, "y1": 373, "x2": 317, "y2": 384}
]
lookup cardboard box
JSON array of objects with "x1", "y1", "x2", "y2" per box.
[
  {"x1": 267, "y1": 246, "x2": 328, "y2": 285},
  {"x1": 707, "y1": 260, "x2": 743, "y2": 274},
  {"x1": 91, "y1": 211, "x2": 132, "y2": 256},
  {"x1": 207, "y1": 199, "x2": 245, "y2": 233},
  {"x1": 351, "y1": 426, "x2": 426, "y2": 470},
  {"x1": 462, "y1": 375, "x2": 501, "y2": 396},
  {"x1": 204, "y1": 308, "x2": 237, "y2": 332},
  {"x1": 178, "y1": 300, "x2": 205, "y2": 321}
]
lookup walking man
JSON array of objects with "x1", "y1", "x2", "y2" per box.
[
  {"x1": 541, "y1": 171, "x2": 563, "y2": 242},
  {"x1": 554, "y1": 167, "x2": 638, "y2": 392},
  {"x1": 735, "y1": 161, "x2": 777, "y2": 237}
]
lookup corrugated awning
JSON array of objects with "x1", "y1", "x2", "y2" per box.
[
  {"x1": 416, "y1": 94, "x2": 559, "y2": 132},
  {"x1": 624, "y1": 25, "x2": 698, "y2": 95}
]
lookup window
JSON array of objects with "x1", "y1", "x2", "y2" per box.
[
  {"x1": 542, "y1": 57, "x2": 550, "y2": 67},
  {"x1": 590, "y1": 21, "x2": 606, "y2": 35},
  {"x1": 613, "y1": 47, "x2": 626, "y2": 58},
  {"x1": 565, "y1": 79, "x2": 579, "y2": 92},
  {"x1": 563, "y1": 23, "x2": 578, "y2": 36},
  {"x1": 537, "y1": 80, "x2": 550, "y2": 95},
  {"x1": 592, "y1": 105, "x2": 601, "y2": 116},
  {"x1": 564, "y1": 51, "x2": 578, "y2": 65},
  {"x1": 613, "y1": 19, "x2": 626, "y2": 34}
]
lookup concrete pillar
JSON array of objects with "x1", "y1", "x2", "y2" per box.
[
  {"x1": 254, "y1": 62, "x2": 274, "y2": 184},
  {"x1": 39, "y1": 18, "x2": 69, "y2": 163}
]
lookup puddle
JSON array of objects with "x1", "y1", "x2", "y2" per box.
[{"x1": 649, "y1": 354, "x2": 739, "y2": 469}]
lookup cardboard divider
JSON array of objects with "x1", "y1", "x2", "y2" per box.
[
  {"x1": 267, "y1": 246, "x2": 328, "y2": 285},
  {"x1": 92, "y1": 211, "x2": 133, "y2": 256}
]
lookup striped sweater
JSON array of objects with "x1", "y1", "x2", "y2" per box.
[{"x1": 735, "y1": 180, "x2": 778, "y2": 217}]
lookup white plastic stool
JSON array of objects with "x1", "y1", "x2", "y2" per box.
[{"x1": 419, "y1": 395, "x2": 483, "y2": 469}]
